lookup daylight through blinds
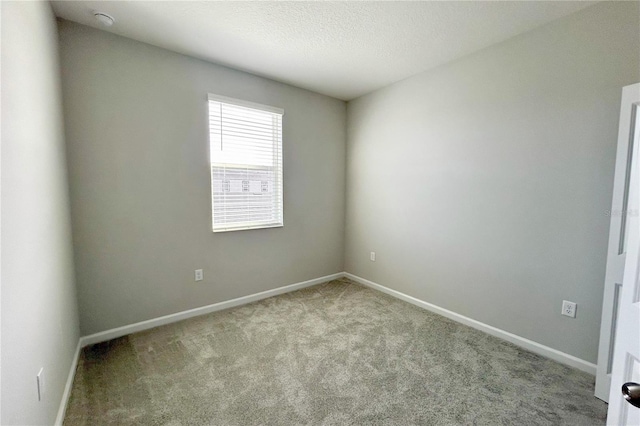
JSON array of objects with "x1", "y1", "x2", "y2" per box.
[{"x1": 208, "y1": 95, "x2": 284, "y2": 232}]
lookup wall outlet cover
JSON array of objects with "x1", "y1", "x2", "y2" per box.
[{"x1": 561, "y1": 300, "x2": 577, "y2": 318}]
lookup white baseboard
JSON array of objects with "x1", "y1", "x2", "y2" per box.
[
  {"x1": 57, "y1": 270, "x2": 596, "y2": 424},
  {"x1": 344, "y1": 272, "x2": 597, "y2": 375},
  {"x1": 55, "y1": 339, "x2": 82, "y2": 426},
  {"x1": 55, "y1": 273, "x2": 343, "y2": 424},
  {"x1": 80, "y1": 272, "x2": 344, "y2": 348}
]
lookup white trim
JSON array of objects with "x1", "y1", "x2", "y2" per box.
[
  {"x1": 213, "y1": 223, "x2": 283, "y2": 233},
  {"x1": 56, "y1": 270, "x2": 597, "y2": 424},
  {"x1": 80, "y1": 272, "x2": 343, "y2": 347},
  {"x1": 344, "y1": 272, "x2": 597, "y2": 375},
  {"x1": 56, "y1": 273, "x2": 343, "y2": 423},
  {"x1": 207, "y1": 93, "x2": 284, "y2": 115},
  {"x1": 54, "y1": 339, "x2": 82, "y2": 426}
]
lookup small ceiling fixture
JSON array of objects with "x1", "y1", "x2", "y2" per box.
[{"x1": 93, "y1": 12, "x2": 115, "y2": 27}]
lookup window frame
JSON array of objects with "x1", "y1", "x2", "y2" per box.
[{"x1": 208, "y1": 93, "x2": 284, "y2": 233}]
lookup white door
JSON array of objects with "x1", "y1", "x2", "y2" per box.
[
  {"x1": 596, "y1": 83, "x2": 640, "y2": 402},
  {"x1": 606, "y1": 83, "x2": 640, "y2": 425}
]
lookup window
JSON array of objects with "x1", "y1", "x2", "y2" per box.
[{"x1": 208, "y1": 94, "x2": 284, "y2": 232}]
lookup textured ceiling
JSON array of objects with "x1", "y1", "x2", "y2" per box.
[{"x1": 51, "y1": 1, "x2": 597, "y2": 100}]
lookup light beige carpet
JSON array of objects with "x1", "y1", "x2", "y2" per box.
[{"x1": 64, "y1": 278, "x2": 607, "y2": 425}]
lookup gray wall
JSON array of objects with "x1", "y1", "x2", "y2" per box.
[
  {"x1": 1, "y1": 2, "x2": 80, "y2": 424},
  {"x1": 58, "y1": 21, "x2": 346, "y2": 336},
  {"x1": 345, "y1": 1, "x2": 640, "y2": 364}
]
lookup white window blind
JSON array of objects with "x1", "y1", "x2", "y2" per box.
[{"x1": 208, "y1": 94, "x2": 284, "y2": 232}]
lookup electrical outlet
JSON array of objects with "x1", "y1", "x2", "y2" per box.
[
  {"x1": 561, "y1": 300, "x2": 577, "y2": 318},
  {"x1": 36, "y1": 368, "x2": 44, "y2": 401},
  {"x1": 370, "y1": 252, "x2": 376, "y2": 262},
  {"x1": 195, "y1": 269, "x2": 204, "y2": 281}
]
